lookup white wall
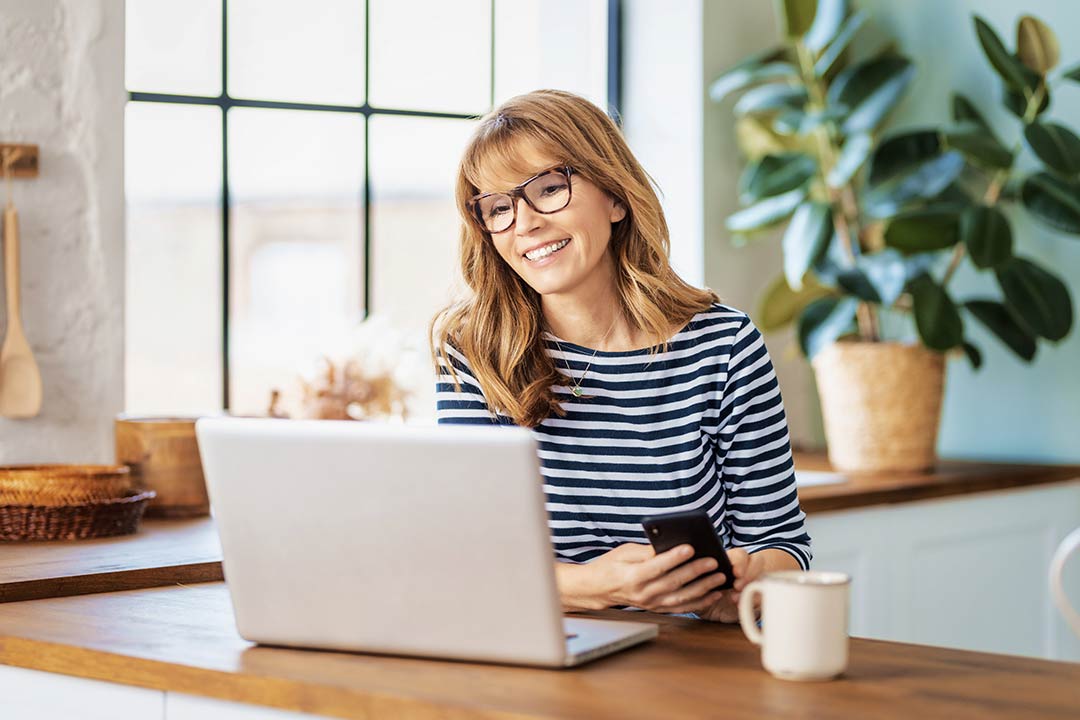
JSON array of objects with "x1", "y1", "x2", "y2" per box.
[{"x1": 0, "y1": 0, "x2": 125, "y2": 463}]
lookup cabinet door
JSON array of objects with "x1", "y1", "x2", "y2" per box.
[
  {"x1": 166, "y1": 692, "x2": 325, "y2": 719},
  {"x1": 806, "y1": 480, "x2": 1080, "y2": 661},
  {"x1": 0, "y1": 664, "x2": 164, "y2": 719}
]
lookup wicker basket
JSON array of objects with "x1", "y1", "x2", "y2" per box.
[
  {"x1": 812, "y1": 341, "x2": 945, "y2": 473},
  {"x1": 0, "y1": 490, "x2": 156, "y2": 541},
  {"x1": 0, "y1": 464, "x2": 155, "y2": 541},
  {"x1": 0, "y1": 464, "x2": 133, "y2": 505}
]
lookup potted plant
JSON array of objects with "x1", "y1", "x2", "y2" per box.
[{"x1": 709, "y1": 1, "x2": 1077, "y2": 472}]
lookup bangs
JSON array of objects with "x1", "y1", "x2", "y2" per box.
[{"x1": 461, "y1": 121, "x2": 565, "y2": 195}]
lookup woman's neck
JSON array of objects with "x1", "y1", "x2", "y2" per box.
[{"x1": 540, "y1": 258, "x2": 640, "y2": 351}]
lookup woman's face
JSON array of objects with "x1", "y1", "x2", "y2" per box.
[{"x1": 475, "y1": 144, "x2": 626, "y2": 298}]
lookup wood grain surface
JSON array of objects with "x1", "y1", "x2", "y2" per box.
[
  {"x1": 0, "y1": 582, "x2": 1077, "y2": 719},
  {"x1": 0, "y1": 518, "x2": 222, "y2": 603}
]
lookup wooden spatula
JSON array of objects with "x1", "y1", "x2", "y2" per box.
[{"x1": 0, "y1": 204, "x2": 42, "y2": 417}]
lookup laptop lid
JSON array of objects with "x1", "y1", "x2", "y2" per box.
[{"x1": 195, "y1": 417, "x2": 569, "y2": 666}]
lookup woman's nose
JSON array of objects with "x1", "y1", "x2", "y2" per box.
[{"x1": 514, "y1": 196, "x2": 544, "y2": 235}]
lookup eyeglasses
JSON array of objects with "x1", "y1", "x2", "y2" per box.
[{"x1": 466, "y1": 165, "x2": 576, "y2": 234}]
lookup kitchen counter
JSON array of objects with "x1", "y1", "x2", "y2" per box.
[{"x1": 0, "y1": 581, "x2": 1077, "y2": 719}]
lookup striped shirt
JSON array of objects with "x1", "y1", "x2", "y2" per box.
[{"x1": 435, "y1": 303, "x2": 811, "y2": 570}]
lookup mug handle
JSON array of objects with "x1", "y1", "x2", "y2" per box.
[
  {"x1": 738, "y1": 581, "x2": 765, "y2": 646},
  {"x1": 1050, "y1": 526, "x2": 1080, "y2": 638}
]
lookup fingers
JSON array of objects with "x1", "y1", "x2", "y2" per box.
[
  {"x1": 639, "y1": 556, "x2": 722, "y2": 600},
  {"x1": 663, "y1": 589, "x2": 727, "y2": 616},
  {"x1": 636, "y1": 543, "x2": 695, "y2": 582},
  {"x1": 652, "y1": 566, "x2": 731, "y2": 610}
]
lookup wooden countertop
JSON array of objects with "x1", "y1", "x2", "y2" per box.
[
  {"x1": 0, "y1": 581, "x2": 1077, "y2": 719},
  {"x1": 0, "y1": 518, "x2": 223, "y2": 603},
  {"x1": 2, "y1": 455, "x2": 1078, "y2": 605}
]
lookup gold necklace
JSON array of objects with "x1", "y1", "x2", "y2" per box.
[{"x1": 551, "y1": 319, "x2": 618, "y2": 398}]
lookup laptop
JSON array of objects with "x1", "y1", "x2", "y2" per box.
[{"x1": 195, "y1": 416, "x2": 658, "y2": 668}]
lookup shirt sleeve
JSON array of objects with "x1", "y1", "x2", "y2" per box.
[
  {"x1": 434, "y1": 341, "x2": 500, "y2": 425},
  {"x1": 716, "y1": 315, "x2": 812, "y2": 570}
]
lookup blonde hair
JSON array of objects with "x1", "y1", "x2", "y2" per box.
[{"x1": 431, "y1": 89, "x2": 717, "y2": 427}]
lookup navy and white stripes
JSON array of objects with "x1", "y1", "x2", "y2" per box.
[{"x1": 435, "y1": 303, "x2": 811, "y2": 570}]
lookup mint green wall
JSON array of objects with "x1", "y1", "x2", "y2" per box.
[{"x1": 854, "y1": 0, "x2": 1080, "y2": 462}]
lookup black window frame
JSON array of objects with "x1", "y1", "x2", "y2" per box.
[{"x1": 127, "y1": 0, "x2": 623, "y2": 410}]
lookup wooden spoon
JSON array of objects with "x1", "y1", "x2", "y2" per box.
[{"x1": 0, "y1": 204, "x2": 42, "y2": 417}]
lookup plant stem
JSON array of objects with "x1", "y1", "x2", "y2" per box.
[
  {"x1": 794, "y1": 41, "x2": 879, "y2": 341},
  {"x1": 940, "y1": 80, "x2": 1045, "y2": 289}
]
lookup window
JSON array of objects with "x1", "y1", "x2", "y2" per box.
[{"x1": 125, "y1": 0, "x2": 620, "y2": 417}]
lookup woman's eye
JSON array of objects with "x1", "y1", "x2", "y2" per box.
[
  {"x1": 488, "y1": 205, "x2": 511, "y2": 217},
  {"x1": 541, "y1": 184, "x2": 566, "y2": 195}
]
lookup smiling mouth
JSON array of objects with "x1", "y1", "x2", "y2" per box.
[{"x1": 523, "y1": 238, "x2": 571, "y2": 262}]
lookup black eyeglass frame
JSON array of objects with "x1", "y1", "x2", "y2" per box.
[{"x1": 466, "y1": 164, "x2": 577, "y2": 234}]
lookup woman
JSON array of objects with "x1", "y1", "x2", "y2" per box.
[{"x1": 431, "y1": 89, "x2": 810, "y2": 622}]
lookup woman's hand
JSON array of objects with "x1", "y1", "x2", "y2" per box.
[
  {"x1": 556, "y1": 542, "x2": 730, "y2": 615},
  {"x1": 695, "y1": 548, "x2": 801, "y2": 623}
]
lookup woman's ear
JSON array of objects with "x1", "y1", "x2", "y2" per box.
[{"x1": 610, "y1": 199, "x2": 627, "y2": 223}]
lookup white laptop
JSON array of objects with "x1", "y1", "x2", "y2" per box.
[{"x1": 195, "y1": 417, "x2": 658, "y2": 668}]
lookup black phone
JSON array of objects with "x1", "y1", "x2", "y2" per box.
[{"x1": 641, "y1": 509, "x2": 735, "y2": 590}]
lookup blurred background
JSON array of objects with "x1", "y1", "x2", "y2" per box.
[{"x1": 0, "y1": 0, "x2": 1075, "y2": 461}]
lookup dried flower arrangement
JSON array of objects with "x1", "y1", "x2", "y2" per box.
[{"x1": 266, "y1": 316, "x2": 415, "y2": 421}]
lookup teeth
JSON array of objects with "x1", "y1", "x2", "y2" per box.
[{"x1": 525, "y1": 238, "x2": 570, "y2": 261}]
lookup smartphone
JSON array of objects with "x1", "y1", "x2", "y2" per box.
[{"x1": 641, "y1": 509, "x2": 735, "y2": 590}]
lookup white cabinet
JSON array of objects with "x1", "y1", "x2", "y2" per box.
[
  {"x1": 806, "y1": 479, "x2": 1080, "y2": 661},
  {"x1": 166, "y1": 693, "x2": 324, "y2": 719},
  {"x1": 0, "y1": 664, "x2": 164, "y2": 719}
]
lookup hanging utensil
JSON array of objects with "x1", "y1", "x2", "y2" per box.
[{"x1": 0, "y1": 147, "x2": 42, "y2": 418}]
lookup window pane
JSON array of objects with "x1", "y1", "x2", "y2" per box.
[
  {"x1": 494, "y1": 0, "x2": 608, "y2": 110},
  {"x1": 369, "y1": 116, "x2": 474, "y2": 420},
  {"x1": 228, "y1": 108, "x2": 365, "y2": 415},
  {"x1": 126, "y1": 0, "x2": 221, "y2": 95},
  {"x1": 125, "y1": 103, "x2": 223, "y2": 413},
  {"x1": 369, "y1": 0, "x2": 490, "y2": 114},
  {"x1": 228, "y1": 0, "x2": 365, "y2": 105}
]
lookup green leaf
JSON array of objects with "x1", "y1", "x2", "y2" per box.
[
  {"x1": 1020, "y1": 172, "x2": 1080, "y2": 235},
  {"x1": 962, "y1": 340, "x2": 983, "y2": 369},
  {"x1": 756, "y1": 274, "x2": 834, "y2": 332},
  {"x1": 734, "y1": 84, "x2": 809, "y2": 115},
  {"x1": 726, "y1": 187, "x2": 807, "y2": 232},
  {"x1": 738, "y1": 153, "x2": 817, "y2": 204},
  {"x1": 995, "y1": 257, "x2": 1074, "y2": 341},
  {"x1": 772, "y1": 106, "x2": 848, "y2": 136},
  {"x1": 783, "y1": 201, "x2": 833, "y2": 290},
  {"x1": 857, "y1": 249, "x2": 908, "y2": 305},
  {"x1": 1016, "y1": 15, "x2": 1059, "y2": 75},
  {"x1": 1003, "y1": 82, "x2": 1050, "y2": 119},
  {"x1": 867, "y1": 130, "x2": 942, "y2": 185},
  {"x1": 798, "y1": 296, "x2": 859, "y2": 358},
  {"x1": 836, "y1": 267, "x2": 881, "y2": 303},
  {"x1": 910, "y1": 275, "x2": 964, "y2": 351},
  {"x1": 1064, "y1": 63, "x2": 1080, "y2": 83},
  {"x1": 776, "y1": 0, "x2": 819, "y2": 39},
  {"x1": 974, "y1": 15, "x2": 1031, "y2": 90},
  {"x1": 964, "y1": 300, "x2": 1037, "y2": 361},
  {"x1": 960, "y1": 205, "x2": 1012, "y2": 269},
  {"x1": 814, "y1": 10, "x2": 868, "y2": 77},
  {"x1": 884, "y1": 209, "x2": 962, "y2": 253},
  {"x1": 943, "y1": 126, "x2": 1014, "y2": 170},
  {"x1": 863, "y1": 153, "x2": 965, "y2": 218},
  {"x1": 709, "y1": 61, "x2": 800, "y2": 103},
  {"x1": 952, "y1": 94, "x2": 995, "y2": 136},
  {"x1": 804, "y1": 0, "x2": 847, "y2": 52},
  {"x1": 827, "y1": 133, "x2": 873, "y2": 188},
  {"x1": 827, "y1": 55, "x2": 915, "y2": 134},
  {"x1": 1024, "y1": 122, "x2": 1080, "y2": 177}
]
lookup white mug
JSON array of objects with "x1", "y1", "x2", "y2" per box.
[
  {"x1": 1050, "y1": 527, "x2": 1080, "y2": 640},
  {"x1": 738, "y1": 570, "x2": 851, "y2": 681}
]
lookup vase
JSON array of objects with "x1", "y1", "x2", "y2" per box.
[{"x1": 811, "y1": 341, "x2": 944, "y2": 473}]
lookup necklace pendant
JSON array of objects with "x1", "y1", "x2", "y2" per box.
[{"x1": 572, "y1": 387, "x2": 583, "y2": 397}]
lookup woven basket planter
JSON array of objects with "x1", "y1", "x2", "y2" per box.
[{"x1": 811, "y1": 341, "x2": 945, "y2": 473}]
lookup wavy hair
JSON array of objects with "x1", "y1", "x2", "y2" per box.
[{"x1": 430, "y1": 89, "x2": 718, "y2": 427}]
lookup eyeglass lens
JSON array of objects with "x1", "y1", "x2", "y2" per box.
[{"x1": 476, "y1": 170, "x2": 571, "y2": 233}]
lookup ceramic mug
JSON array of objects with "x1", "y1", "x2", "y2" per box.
[
  {"x1": 738, "y1": 570, "x2": 851, "y2": 681},
  {"x1": 1050, "y1": 527, "x2": 1080, "y2": 640}
]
